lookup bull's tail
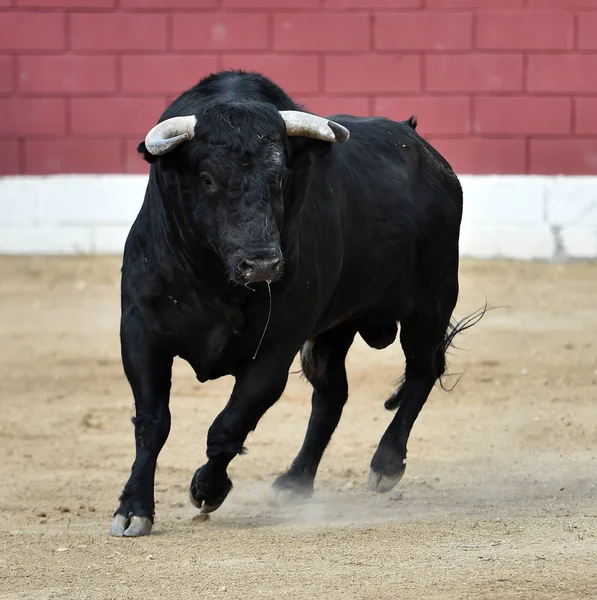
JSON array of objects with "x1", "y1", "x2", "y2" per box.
[
  {"x1": 384, "y1": 302, "x2": 491, "y2": 411},
  {"x1": 437, "y1": 303, "x2": 490, "y2": 392}
]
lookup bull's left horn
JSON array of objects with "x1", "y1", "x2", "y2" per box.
[
  {"x1": 279, "y1": 111, "x2": 350, "y2": 144},
  {"x1": 144, "y1": 115, "x2": 197, "y2": 156}
]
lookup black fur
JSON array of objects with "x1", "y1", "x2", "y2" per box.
[{"x1": 113, "y1": 70, "x2": 479, "y2": 530}]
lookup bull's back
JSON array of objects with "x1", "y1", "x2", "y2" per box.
[
  {"x1": 329, "y1": 113, "x2": 462, "y2": 252},
  {"x1": 304, "y1": 114, "x2": 462, "y2": 327}
]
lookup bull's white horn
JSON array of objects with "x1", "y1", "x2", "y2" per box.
[
  {"x1": 144, "y1": 115, "x2": 197, "y2": 156},
  {"x1": 279, "y1": 110, "x2": 350, "y2": 143}
]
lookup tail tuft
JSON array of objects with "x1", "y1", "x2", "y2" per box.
[
  {"x1": 384, "y1": 301, "x2": 497, "y2": 409},
  {"x1": 438, "y1": 302, "x2": 493, "y2": 392}
]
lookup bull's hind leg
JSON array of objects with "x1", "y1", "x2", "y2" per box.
[
  {"x1": 272, "y1": 323, "x2": 357, "y2": 500},
  {"x1": 369, "y1": 278, "x2": 458, "y2": 493},
  {"x1": 109, "y1": 316, "x2": 173, "y2": 537}
]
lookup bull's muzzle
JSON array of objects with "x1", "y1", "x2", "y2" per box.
[{"x1": 237, "y1": 255, "x2": 281, "y2": 284}]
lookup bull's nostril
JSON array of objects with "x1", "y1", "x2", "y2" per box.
[
  {"x1": 237, "y1": 256, "x2": 281, "y2": 282},
  {"x1": 238, "y1": 259, "x2": 254, "y2": 275}
]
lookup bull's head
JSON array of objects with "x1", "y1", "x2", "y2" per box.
[{"x1": 139, "y1": 104, "x2": 350, "y2": 285}]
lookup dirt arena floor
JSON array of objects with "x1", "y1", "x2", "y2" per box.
[{"x1": 0, "y1": 256, "x2": 596, "y2": 600}]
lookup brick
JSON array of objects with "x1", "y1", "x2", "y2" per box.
[
  {"x1": 121, "y1": 55, "x2": 218, "y2": 94},
  {"x1": 70, "y1": 13, "x2": 167, "y2": 51},
  {"x1": 529, "y1": 139, "x2": 597, "y2": 174},
  {"x1": 24, "y1": 139, "x2": 123, "y2": 174},
  {"x1": 121, "y1": 0, "x2": 217, "y2": 7},
  {"x1": 325, "y1": 0, "x2": 421, "y2": 6},
  {"x1": 221, "y1": 55, "x2": 320, "y2": 93},
  {"x1": 274, "y1": 13, "x2": 369, "y2": 52},
  {"x1": 426, "y1": 0, "x2": 522, "y2": 5},
  {"x1": 18, "y1": 56, "x2": 117, "y2": 94},
  {"x1": 0, "y1": 141, "x2": 20, "y2": 176},
  {"x1": 575, "y1": 98, "x2": 597, "y2": 134},
  {"x1": 528, "y1": 55, "x2": 597, "y2": 93},
  {"x1": 0, "y1": 57, "x2": 14, "y2": 93},
  {"x1": 36, "y1": 178, "x2": 143, "y2": 224},
  {"x1": 375, "y1": 12, "x2": 472, "y2": 51},
  {"x1": 374, "y1": 96, "x2": 470, "y2": 135},
  {"x1": 546, "y1": 180, "x2": 597, "y2": 227},
  {"x1": 223, "y1": 0, "x2": 318, "y2": 6},
  {"x1": 125, "y1": 138, "x2": 150, "y2": 173},
  {"x1": 0, "y1": 99, "x2": 66, "y2": 136},
  {"x1": 94, "y1": 227, "x2": 132, "y2": 253},
  {"x1": 427, "y1": 138, "x2": 526, "y2": 174},
  {"x1": 559, "y1": 228, "x2": 597, "y2": 259},
  {"x1": 527, "y1": 0, "x2": 597, "y2": 7},
  {"x1": 426, "y1": 54, "x2": 523, "y2": 92},
  {"x1": 0, "y1": 13, "x2": 65, "y2": 51},
  {"x1": 459, "y1": 225, "x2": 555, "y2": 260},
  {"x1": 173, "y1": 13, "x2": 268, "y2": 51},
  {"x1": 294, "y1": 96, "x2": 370, "y2": 117},
  {"x1": 475, "y1": 12, "x2": 573, "y2": 50},
  {"x1": 461, "y1": 177, "x2": 545, "y2": 225},
  {"x1": 325, "y1": 55, "x2": 421, "y2": 93},
  {"x1": 473, "y1": 96, "x2": 571, "y2": 135},
  {"x1": 70, "y1": 97, "x2": 167, "y2": 136},
  {"x1": 0, "y1": 227, "x2": 93, "y2": 254},
  {"x1": 0, "y1": 179, "x2": 37, "y2": 223},
  {"x1": 16, "y1": 0, "x2": 114, "y2": 6},
  {"x1": 578, "y1": 13, "x2": 597, "y2": 50}
]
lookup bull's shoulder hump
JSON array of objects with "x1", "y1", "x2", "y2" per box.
[{"x1": 326, "y1": 115, "x2": 417, "y2": 139}]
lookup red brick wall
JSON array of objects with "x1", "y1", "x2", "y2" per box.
[{"x1": 1, "y1": 0, "x2": 597, "y2": 176}]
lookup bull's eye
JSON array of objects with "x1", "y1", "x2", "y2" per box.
[{"x1": 199, "y1": 173, "x2": 216, "y2": 192}]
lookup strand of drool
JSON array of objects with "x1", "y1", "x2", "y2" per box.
[{"x1": 252, "y1": 281, "x2": 272, "y2": 360}]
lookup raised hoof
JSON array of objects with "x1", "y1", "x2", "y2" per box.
[
  {"x1": 188, "y1": 490, "x2": 224, "y2": 515},
  {"x1": 109, "y1": 514, "x2": 152, "y2": 537},
  {"x1": 189, "y1": 484, "x2": 232, "y2": 515},
  {"x1": 368, "y1": 468, "x2": 404, "y2": 494},
  {"x1": 189, "y1": 465, "x2": 232, "y2": 515}
]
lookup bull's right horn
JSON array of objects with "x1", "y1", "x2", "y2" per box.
[{"x1": 144, "y1": 115, "x2": 197, "y2": 156}]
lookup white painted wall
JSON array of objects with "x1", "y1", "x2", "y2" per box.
[{"x1": 0, "y1": 174, "x2": 596, "y2": 259}]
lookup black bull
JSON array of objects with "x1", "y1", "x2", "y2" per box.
[{"x1": 110, "y1": 70, "x2": 480, "y2": 537}]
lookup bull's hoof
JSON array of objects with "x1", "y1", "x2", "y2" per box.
[
  {"x1": 270, "y1": 471, "x2": 314, "y2": 506},
  {"x1": 369, "y1": 444, "x2": 406, "y2": 493},
  {"x1": 272, "y1": 471, "x2": 314, "y2": 498},
  {"x1": 189, "y1": 490, "x2": 222, "y2": 514},
  {"x1": 367, "y1": 468, "x2": 404, "y2": 493},
  {"x1": 189, "y1": 465, "x2": 232, "y2": 514},
  {"x1": 109, "y1": 514, "x2": 152, "y2": 537}
]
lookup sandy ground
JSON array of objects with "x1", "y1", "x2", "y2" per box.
[{"x1": 0, "y1": 256, "x2": 596, "y2": 600}]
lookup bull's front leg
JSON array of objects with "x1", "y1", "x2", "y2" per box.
[
  {"x1": 189, "y1": 349, "x2": 295, "y2": 513},
  {"x1": 109, "y1": 313, "x2": 173, "y2": 537}
]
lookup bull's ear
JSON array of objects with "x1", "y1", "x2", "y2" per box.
[{"x1": 137, "y1": 141, "x2": 159, "y2": 164}]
